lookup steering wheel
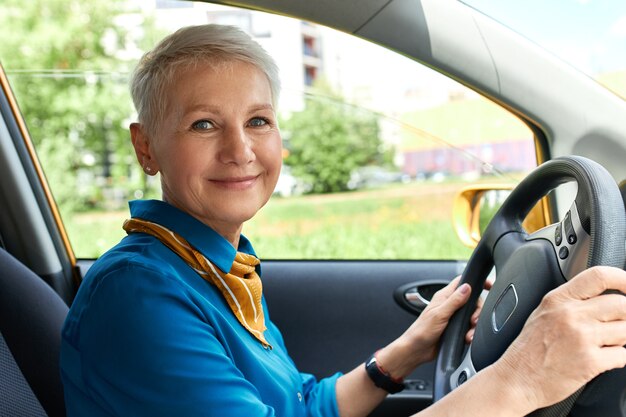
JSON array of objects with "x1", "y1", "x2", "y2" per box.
[{"x1": 433, "y1": 156, "x2": 626, "y2": 416}]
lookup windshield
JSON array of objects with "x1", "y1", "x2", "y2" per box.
[{"x1": 462, "y1": 0, "x2": 626, "y2": 100}]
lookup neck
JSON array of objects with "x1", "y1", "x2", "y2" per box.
[
  {"x1": 215, "y1": 226, "x2": 242, "y2": 249},
  {"x1": 160, "y1": 197, "x2": 243, "y2": 248},
  {"x1": 199, "y1": 218, "x2": 243, "y2": 249}
]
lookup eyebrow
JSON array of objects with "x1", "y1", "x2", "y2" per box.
[{"x1": 184, "y1": 103, "x2": 274, "y2": 115}]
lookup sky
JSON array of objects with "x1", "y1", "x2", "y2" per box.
[
  {"x1": 463, "y1": 0, "x2": 626, "y2": 76},
  {"x1": 308, "y1": 0, "x2": 626, "y2": 110}
]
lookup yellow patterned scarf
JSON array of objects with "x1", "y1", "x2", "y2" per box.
[{"x1": 123, "y1": 217, "x2": 271, "y2": 348}]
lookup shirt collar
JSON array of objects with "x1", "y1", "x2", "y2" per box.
[{"x1": 128, "y1": 199, "x2": 257, "y2": 274}]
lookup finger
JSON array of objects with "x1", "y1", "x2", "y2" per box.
[
  {"x1": 598, "y1": 321, "x2": 626, "y2": 347},
  {"x1": 471, "y1": 309, "x2": 481, "y2": 325},
  {"x1": 465, "y1": 327, "x2": 475, "y2": 344},
  {"x1": 471, "y1": 294, "x2": 487, "y2": 323},
  {"x1": 428, "y1": 276, "x2": 462, "y2": 308},
  {"x1": 484, "y1": 279, "x2": 493, "y2": 291},
  {"x1": 580, "y1": 293, "x2": 626, "y2": 322},
  {"x1": 557, "y1": 266, "x2": 626, "y2": 301},
  {"x1": 433, "y1": 276, "x2": 462, "y2": 299},
  {"x1": 596, "y1": 346, "x2": 626, "y2": 374},
  {"x1": 430, "y1": 283, "x2": 472, "y2": 324}
]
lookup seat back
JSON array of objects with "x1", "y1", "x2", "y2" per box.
[{"x1": 0, "y1": 248, "x2": 68, "y2": 417}]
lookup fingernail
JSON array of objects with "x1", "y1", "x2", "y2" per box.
[{"x1": 458, "y1": 283, "x2": 470, "y2": 295}]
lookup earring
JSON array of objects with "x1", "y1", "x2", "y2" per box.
[{"x1": 145, "y1": 165, "x2": 152, "y2": 174}]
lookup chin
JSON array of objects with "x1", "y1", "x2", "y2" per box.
[{"x1": 221, "y1": 206, "x2": 262, "y2": 225}]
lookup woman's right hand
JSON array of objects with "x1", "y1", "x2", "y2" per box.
[{"x1": 492, "y1": 265, "x2": 626, "y2": 411}]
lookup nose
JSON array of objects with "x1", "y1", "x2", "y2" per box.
[{"x1": 219, "y1": 126, "x2": 256, "y2": 165}]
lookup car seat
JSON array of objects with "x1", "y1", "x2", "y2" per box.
[{"x1": 0, "y1": 248, "x2": 68, "y2": 417}]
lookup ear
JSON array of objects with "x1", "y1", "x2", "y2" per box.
[{"x1": 130, "y1": 123, "x2": 160, "y2": 175}]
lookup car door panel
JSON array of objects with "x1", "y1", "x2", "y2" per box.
[{"x1": 261, "y1": 260, "x2": 466, "y2": 415}]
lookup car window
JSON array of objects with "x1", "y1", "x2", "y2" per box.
[
  {"x1": 462, "y1": 0, "x2": 626, "y2": 101},
  {"x1": 0, "y1": 0, "x2": 536, "y2": 260}
]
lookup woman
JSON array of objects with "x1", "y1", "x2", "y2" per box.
[{"x1": 60, "y1": 24, "x2": 626, "y2": 417}]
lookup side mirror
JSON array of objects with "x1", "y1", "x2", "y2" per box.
[{"x1": 453, "y1": 184, "x2": 550, "y2": 248}]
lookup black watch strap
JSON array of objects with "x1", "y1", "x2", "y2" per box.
[{"x1": 364, "y1": 352, "x2": 406, "y2": 394}]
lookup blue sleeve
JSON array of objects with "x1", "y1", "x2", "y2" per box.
[
  {"x1": 301, "y1": 372, "x2": 342, "y2": 417},
  {"x1": 71, "y1": 264, "x2": 276, "y2": 416}
]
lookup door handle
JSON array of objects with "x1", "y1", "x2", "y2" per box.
[
  {"x1": 394, "y1": 281, "x2": 448, "y2": 314},
  {"x1": 404, "y1": 289, "x2": 431, "y2": 311}
]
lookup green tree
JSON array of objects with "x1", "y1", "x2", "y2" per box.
[
  {"x1": 0, "y1": 0, "x2": 159, "y2": 212},
  {"x1": 283, "y1": 82, "x2": 383, "y2": 193}
]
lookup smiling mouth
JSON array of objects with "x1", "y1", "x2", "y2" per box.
[{"x1": 210, "y1": 175, "x2": 260, "y2": 190}]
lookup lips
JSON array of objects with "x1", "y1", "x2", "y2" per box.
[{"x1": 209, "y1": 175, "x2": 260, "y2": 190}]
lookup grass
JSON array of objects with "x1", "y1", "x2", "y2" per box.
[
  {"x1": 247, "y1": 183, "x2": 473, "y2": 259},
  {"x1": 63, "y1": 210, "x2": 130, "y2": 259},
  {"x1": 63, "y1": 181, "x2": 475, "y2": 260}
]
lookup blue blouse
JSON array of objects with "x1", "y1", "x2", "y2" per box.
[{"x1": 60, "y1": 199, "x2": 340, "y2": 417}]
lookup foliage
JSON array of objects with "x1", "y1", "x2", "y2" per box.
[
  {"x1": 282, "y1": 80, "x2": 385, "y2": 193},
  {"x1": 0, "y1": 0, "x2": 159, "y2": 212}
]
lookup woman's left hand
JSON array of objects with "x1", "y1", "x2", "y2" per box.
[
  {"x1": 408, "y1": 276, "x2": 490, "y2": 361},
  {"x1": 376, "y1": 276, "x2": 490, "y2": 379}
]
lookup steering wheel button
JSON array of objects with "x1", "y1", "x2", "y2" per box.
[
  {"x1": 564, "y1": 211, "x2": 575, "y2": 234},
  {"x1": 457, "y1": 370, "x2": 468, "y2": 386},
  {"x1": 555, "y1": 224, "x2": 562, "y2": 246},
  {"x1": 559, "y1": 246, "x2": 569, "y2": 259},
  {"x1": 567, "y1": 233, "x2": 577, "y2": 245}
]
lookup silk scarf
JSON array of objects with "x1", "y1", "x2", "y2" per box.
[{"x1": 123, "y1": 217, "x2": 270, "y2": 348}]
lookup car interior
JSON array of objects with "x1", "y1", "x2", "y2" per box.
[
  {"x1": 1, "y1": 0, "x2": 626, "y2": 416},
  {"x1": 0, "y1": 248, "x2": 67, "y2": 417}
]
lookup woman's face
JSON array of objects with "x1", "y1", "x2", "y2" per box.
[{"x1": 137, "y1": 60, "x2": 282, "y2": 243}]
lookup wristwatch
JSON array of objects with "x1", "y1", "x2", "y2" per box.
[{"x1": 364, "y1": 351, "x2": 406, "y2": 394}]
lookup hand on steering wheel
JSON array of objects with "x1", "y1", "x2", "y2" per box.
[
  {"x1": 434, "y1": 156, "x2": 626, "y2": 416},
  {"x1": 493, "y1": 266, "x2": 626, "y2": 410}
]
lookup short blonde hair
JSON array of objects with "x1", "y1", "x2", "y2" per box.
[{"x1": 130, "y1": 24, "x2": 280, "y2": 137}]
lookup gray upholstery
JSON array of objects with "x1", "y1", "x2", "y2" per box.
[
  {"x1": 0, "y1": 334, "x2": 46, "y2": 417},
  {"x1": 0, "y1": 248, "x2": 68, "y2": 417}
]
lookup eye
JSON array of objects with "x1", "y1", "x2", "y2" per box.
[
  {"x1": 191, "y1": 120, "x2": 214, "y2": 131},
  {"x1": 249, "y1": 117, "x2": 269, "y2": 127}
]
